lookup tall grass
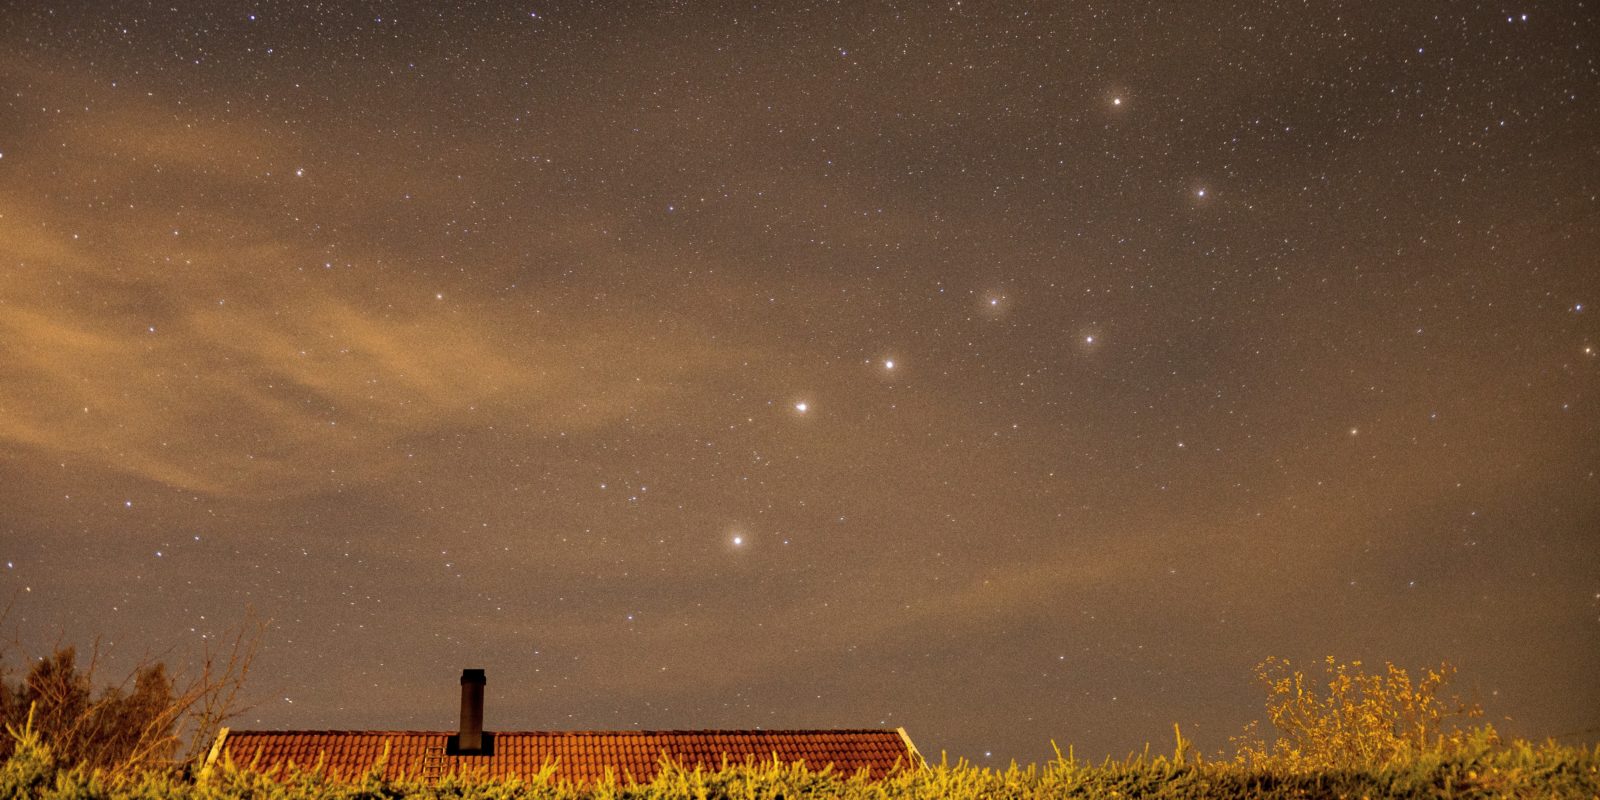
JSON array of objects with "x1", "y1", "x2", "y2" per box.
[{"x1": 7, "y1": 714, "x2": 1597, "y2": 799}]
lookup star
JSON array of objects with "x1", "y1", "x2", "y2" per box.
[
  {"x1": 794, "y1": 401, "x2": 808, "y2": 413},
  {"x1": 884, "y1": 359, "x2": 895, "y2": 370},
  {"x1": 1112, "y1": 97, "x2": 1122, "y2": 106},
  {"x1": 732, "y1": 535, "x2": 744, "y2": 546}
]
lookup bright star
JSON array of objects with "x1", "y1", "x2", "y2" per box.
[
  {"x1": 795, "y1": 402, "x2": 808, "y2": 413},
  {"x1": 1196, "y1": 188, "x2": 1207, "y2": 198},
  {"x1": 732, "y1": 535, "x2": 743, "y2": 546},
  {"x1": 1112, "y1": 97, "x2": 1122, "y2": 106},
  {"x1": 884, "y1": 359, "x2": 895, "y2": 370}
]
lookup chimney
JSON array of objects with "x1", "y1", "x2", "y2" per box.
[{"x1": 457, "y1": 668, "x2": 486, "y2": 753}]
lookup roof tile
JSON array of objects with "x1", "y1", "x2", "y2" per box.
[{"x1": 220, "y1": 729, "x2": 917, "y2": 784}]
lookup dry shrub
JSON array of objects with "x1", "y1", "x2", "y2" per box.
[
  {"x1": 1232, "y1": 655, "x2": 1496, "y2": 772},
  {"x1": 0, "y1": 615, "x2": 264, "y2": 772}
]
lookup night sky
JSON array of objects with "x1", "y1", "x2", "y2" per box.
[{"x1": 2, "y1": 1, "x2": 1597, "y2": 763}]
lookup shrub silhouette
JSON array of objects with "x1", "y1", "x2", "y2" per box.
[
  {"x1": 0, "y1": 646, "x2": 179, "y2": 770},
  {"x1": 0, "y1": 618, "x2": 261, "y2": 772}
]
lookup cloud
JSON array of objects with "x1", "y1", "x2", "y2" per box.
[{"x1": 0, "y1": 69, "x2": 740, "y2": 500}]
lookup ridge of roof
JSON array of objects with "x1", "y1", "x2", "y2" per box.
[{"x1": 227, "y1": 728, "x2": 902, "y2": 735}]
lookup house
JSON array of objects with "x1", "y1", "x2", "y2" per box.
[{"x1": 205, "y1": 669, "x2": 924, "y2": 785}]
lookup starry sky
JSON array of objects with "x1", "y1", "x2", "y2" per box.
[{"x1": 1, "y1": 1, "x2": 1597, "y2": 764}]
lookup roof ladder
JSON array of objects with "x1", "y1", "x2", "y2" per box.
[{"x1": 419, "y1": 745, "x2": 448, "y2": 783}]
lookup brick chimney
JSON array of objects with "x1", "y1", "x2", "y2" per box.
[{"x1": 452, "y1": 668, "x2": 488, "y2": 754}]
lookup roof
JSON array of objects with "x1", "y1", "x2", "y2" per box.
[{"x1": 212, "y1": 728, "x2": 923, "y2": 785}]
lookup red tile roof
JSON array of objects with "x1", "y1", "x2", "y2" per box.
[{"x1": 215, "y1": 728, "x2": 922, "y2": 785}]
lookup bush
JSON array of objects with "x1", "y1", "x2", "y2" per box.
[
  {"x1": 0, "y1": 648, "x2": 177, "y2": 770},
  {"x1": 1231, "y1": 655, "x2": 1497, "y2": 773},
  {"x1": 0, "y1": 618, "x2": 262, "y2": 772}
]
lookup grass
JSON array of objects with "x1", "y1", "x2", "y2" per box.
[{"x1": 6, "y1": 718, "x2": 1598, "y2": 799}]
